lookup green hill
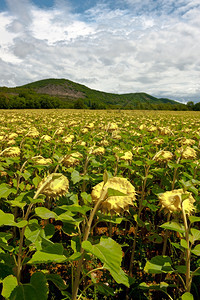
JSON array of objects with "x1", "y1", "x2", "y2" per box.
[{"x1": 0, "y1": 78, "x2": 187, "y2": 110}]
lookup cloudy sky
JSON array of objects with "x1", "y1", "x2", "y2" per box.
[{"x1": 0, "y1": 0, "x2": 200, "y2": 103}]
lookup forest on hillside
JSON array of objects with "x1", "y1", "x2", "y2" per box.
[{"x1": 0, "y1": 91, "x2": 198, "y2": 110}]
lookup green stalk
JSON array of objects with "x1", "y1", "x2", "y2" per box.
[
  {"x1": 162, "y1": 212, "x2": 171, "y2": 255},
  {"x1": 182, "y1": 206, "x2": 191, "y2": 292},
  {"x1": 72, "y1": 188, "x2": 108, "y2": 300},
  {"x1": 16, "y1": 203, "x2": 33, "y2": 284},
  {"x1": 162, "y1": 157, "x2": 180, "y2": 256},
  {"x1": 129, "y1": 164, "x2": 150, "y2": 276},
  {"x1": 16, "y1": 176, "x2": 55, "y2": 284},
  {"x1": 171, "y1": 157, "x2": 180, "y2": 190},
  {"x1": 81, "y1": 155, "x2": 90, "y2": 193},
  {"x1": 114, "y1": 157, "x2": 119, "y2": 176}
]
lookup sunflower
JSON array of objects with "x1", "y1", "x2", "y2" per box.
[
  {"x1": 37, "y1": 173, "x2": 69, "y2": 199},
  {"x1": 120, "y1": 151, "x2": 133, "y2": 161},
  {"x1": 159, "y1": 189, "x2": 195, "y2": 214},
  {"x1": 91, "y1": 177, "x2": 136, "y2": 215},
  {"x1": 177, "y1": 146, "x2": 197, "y2": 159},
  {"x1": 91, "y1": 147, "x2": 105, "y2": 156},
  {"x1": 0, "y1": 146, "x2": 20, "y2": 157},
  {"x1": 154, "y1": 150, "x2": 173, "y2": 162},
  {"x1": 62, "y1": 152, "x2": 83, "y2": 167},
  {"x1": 31, "y1": 155, "x2": 52, "y2": 165}
]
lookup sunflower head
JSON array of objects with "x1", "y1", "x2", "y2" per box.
[
  {"x1": 177, "y1": 146, "x2": 197, "y2": 159},
  {"x1": 91, "y1": 177, "x2": 136, "y2": 215},
  {"x1": 152, "y1": 138, "x2": 164, "y2": 145},
  {"x1": 26, "y1": 128, "x2": 40, "y2": 138},
  {"x1": 158, "y1": 127, "x2": 171, "y2": 135},
  {"x1": 8, "y1": 133, "x2": 18, "y2": 140},
  {"x1": 0, "y1": 146, "x2": 20, "y2": 157},
  {"x1": 107, "y1": 123, "x2": 118, "y2": 131},
  {"x1": 91, "y1": 147, "x2": 105, "y2": 156},
  {"x1": 179, "y1": 138, "x2": 195, "y2": 146},
  {"x1": 120, "y1": 151, "x2": 133, "y2": 161},
  {"x1": 62, "y1": 152, "x2": 83, "y2": 167},
  {"x1": 158, "y1": 189, "x2": 195, "y2": 215},
  {"x1": 31, "y1": 155, "x2": 52, "y2": 165},
  {"x1": 41, "y1": 135, "x2": 52, "y2": 142},
  {"x1": 154, "y1": 150, "x2": 173, "y2": 162},
  {"x1": 37, "y1": 173, "x2": 69, "y2": 199}
]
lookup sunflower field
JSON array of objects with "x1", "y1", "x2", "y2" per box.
[{"x1": 0, "y1": 109, "x2": 200, "y2": 300}]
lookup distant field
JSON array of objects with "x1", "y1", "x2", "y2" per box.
[{"x1": 0, "y1": 109, "x2": 200, "y2": 299}]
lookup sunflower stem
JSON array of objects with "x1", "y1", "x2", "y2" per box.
[
  {"x1": 72, "y1": 188, "x2": 108, "y2": 300},
  {"x1": 129, "y1": 164, "x2": 150, "y2": 276},
  {"x1": 182, "y1": 206, "x2": 191, "y2": 293}
]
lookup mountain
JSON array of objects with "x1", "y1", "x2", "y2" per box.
[{"x1": 0, "y1": 78, "x2": 185, "y2": 110}]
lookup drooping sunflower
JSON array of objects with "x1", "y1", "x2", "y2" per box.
[
  {"x1": 0, "y1": 146, "x2": 20, "y2": 157},
  {"x1": 37, "y1": 173, "x2": 69, "y2": 199},
  {"x1": 158, "y1": 189, "x2": 195, "y2": 215},
  {"x1": 177, "y1": 146, "x2": 197, "y2": 159},
  {"x1": 62, "y1": 152, "x2": 83, "y2": 167},
  {"x1": 91, "y1": 177, "x2": 136, "y2": 215},
  {"x1": 154, "y1": 150, "x2": 173, "y2": 162},
  {"x1": 31, "y1": 155, "x2": 52, "y2": 165}
]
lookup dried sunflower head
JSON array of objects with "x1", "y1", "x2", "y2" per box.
[
  {"x1": 91, "y1": 177, "x2": 136, "y2": 215},
  {"x1": 159, "y1": 189, "x2": 195, "y2": 214},
  {"x1": 37, "y1": 173, "x2": 69, "y2": 199},
  {"x1": 0, "y1": 146, "x2": 20, "y2": 157}
]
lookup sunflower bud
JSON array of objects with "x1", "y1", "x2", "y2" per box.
[{"x1": 179, "y1": 138, "x2": 195, "y2": 146}]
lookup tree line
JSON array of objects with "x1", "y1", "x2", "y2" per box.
[{"x1": 0, "y1": 91, "x2": 199, "y2": 110}]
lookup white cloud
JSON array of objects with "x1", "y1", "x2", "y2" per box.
[
  {"x1": 0, "y1": 0, "x2": 200, "y2": 102},
  {"x1": 31, "y1": 8, "x2": 95, "y2": 44}
]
